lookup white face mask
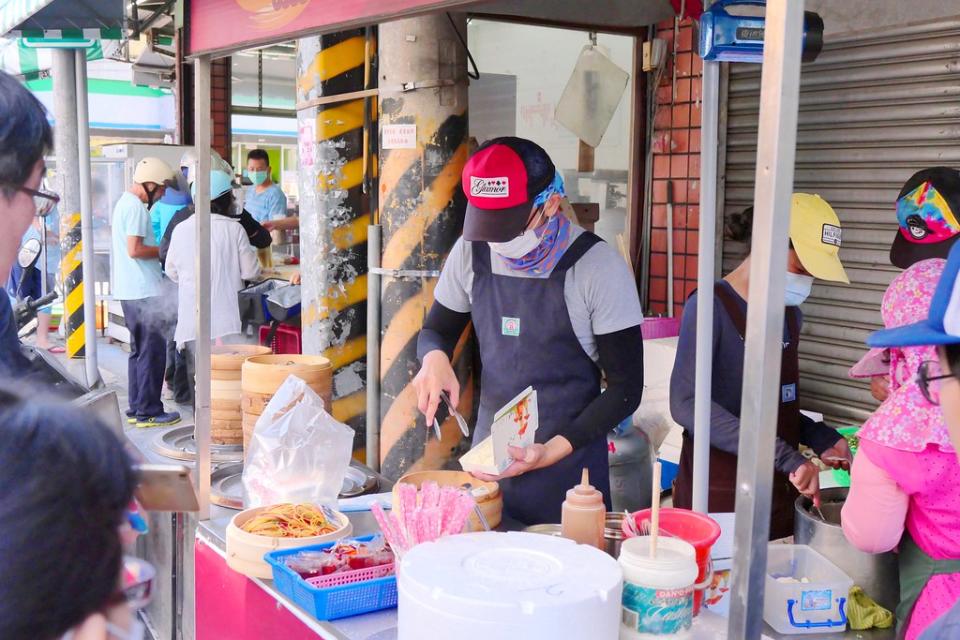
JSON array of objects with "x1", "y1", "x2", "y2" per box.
[
  {"x1": 107, "y1": 619, "x2": 145, "y2": 640},
  {"x1": 784, "y1": 272, "x2": 814, "y2": 306},
  {"x1": 489, "y1": 210, "x2": 543, "y2": 260}
]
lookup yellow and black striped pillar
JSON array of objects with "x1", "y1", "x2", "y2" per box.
[
  {"x1": 378, "y1": 14, "x2": 474, "y2": 480},
  {"x1": 296, "y1": 29, "x2": 376, "y2": 456},
  {"x1": 60, "y1": 211, "x2": 85, "y2": 357}
]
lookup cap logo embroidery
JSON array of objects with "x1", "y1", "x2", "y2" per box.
[
  {"x1": 821, "y1": 223, "x2": 842, "y2": 247},
  {"x1": 906, "y1": 215, "x2": 929, "y2": 240},
  {"x1": 470, "y1": 176, "x2": 510, "y2": 198}
]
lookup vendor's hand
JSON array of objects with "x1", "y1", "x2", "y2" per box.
[
  {"x1": 289, "y1": 272, "x2": 301, "y2": 285},
  {"x1": 790, "y1": 461, "x2": 821, "y2": 507},
  {"x1": 472, "y1": 445, "x2": 547, "y2": 482},
  {"x1": 870, "y1": 375, "x2": 890, "y2": 403},
  {"x1": 819, "y1": 438, "x2": 852, "y2": 471},
  {"x1": 413, "y1": 350, "x2": 460, "y2": 427}
]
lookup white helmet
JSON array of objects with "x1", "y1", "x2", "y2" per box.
[
  {"x1": 133, "y1": 157, "x2": 174, "y2": 186},
  {"x1": 179, "y1": 148, "x2": 234, "y2": 188}
]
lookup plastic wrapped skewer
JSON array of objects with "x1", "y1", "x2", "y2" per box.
[{"x1": 372, "y1": 481, "x2": 478, "y2": 555}]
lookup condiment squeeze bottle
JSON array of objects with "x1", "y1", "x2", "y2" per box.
[{"x1": 560, "y1": 468, "x2": 605, "y2": 549}]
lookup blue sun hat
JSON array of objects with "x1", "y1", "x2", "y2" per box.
[{"x1": 868, "y1": 240, "x2": 960, "y2": 348}]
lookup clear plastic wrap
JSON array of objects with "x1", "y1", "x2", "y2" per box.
[{"x1": 243, "y1": 375, "x2": 354, "y2": 508}]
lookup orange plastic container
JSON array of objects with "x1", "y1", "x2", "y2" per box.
[{"x1": 622, "y1": 507, "x2": 721, "y2": 615}]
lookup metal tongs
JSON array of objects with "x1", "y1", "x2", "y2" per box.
[{"x1": 440, "y1": 390, "x2": 471, "y2": 438}]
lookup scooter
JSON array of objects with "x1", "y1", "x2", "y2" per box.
[{"x1": 12, "y1": 237, "x2": 88, "y2": 397}]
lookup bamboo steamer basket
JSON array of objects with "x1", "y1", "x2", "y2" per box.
[
  {"x1": 225, "y1": 504, "x2": 352, "y2": 579},
  {"x1": 210, "y1": 345, "x2": 271, "y2": 444},
  {"x1": 240, "y1": 355, "x2": 333, "y2": 454},
  {"x1": 393, "y1": 470, "x2": 502, "y2": 532}
]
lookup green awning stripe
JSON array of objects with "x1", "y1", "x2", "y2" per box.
[
  {"x1": 25, "y1": 76, "x2": 168, "y2": 98},
  {"x1": 13, "y1": 26, "x2": 122, "y2": 39}
]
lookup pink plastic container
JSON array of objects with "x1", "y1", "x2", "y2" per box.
[
  {"x1": 622, "y1": 508, "x2": 721, "y2": 615},
  {"x1": 641, "y1": 316, "x2": 681, "y2": 340}
]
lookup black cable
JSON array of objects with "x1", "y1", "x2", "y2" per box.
[{"x1": 446, "y1": 13, "x2": 480, "y2": 80}]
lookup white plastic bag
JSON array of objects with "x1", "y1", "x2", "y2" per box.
[{"x1": 242, "y1": 375, "x2": 354, "y2": 508}]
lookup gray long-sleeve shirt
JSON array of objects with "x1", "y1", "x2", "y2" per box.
[{"x1": 669, "y1": 280, "x2": 841, "y2": 475}]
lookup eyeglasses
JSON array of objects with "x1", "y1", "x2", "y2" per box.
[
  {"x1": 917, "y1": 360, "x2": 956, "y2": 405},
  {"x1": 5, "y1": 180, "x2": 60, "y2": 217}
]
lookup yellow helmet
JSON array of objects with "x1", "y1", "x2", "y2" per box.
[{"x1": 133, "y1": 157, "x2": 174, "y2": 186}]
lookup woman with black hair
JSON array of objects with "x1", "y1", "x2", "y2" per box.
[
  {"x1": 669, "y1": 195, "x2": 852, "y2": 539},
  {"x1": 0, "y1": 388, "x2": 140, "y2": 640}
]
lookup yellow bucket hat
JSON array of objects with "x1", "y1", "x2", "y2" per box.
[{"x1": 789, "y1": 193, "x2": 850, "y2": 284}]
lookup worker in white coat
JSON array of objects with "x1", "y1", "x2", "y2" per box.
[{"x1": 165, "y1": 170, "x2": 260, "y2": 405}]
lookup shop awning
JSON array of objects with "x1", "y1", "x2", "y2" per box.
[
  {"x1": 0, "y1": 0, "x2": 123, "y2": 38},
  {"x1": 189, "y1": 0, "x2": 677, "y2": 57}
]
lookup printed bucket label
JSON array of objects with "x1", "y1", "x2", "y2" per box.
[
  {"x1": 800, "y1": 589, "x2": 832, "y2": 612},
  {"x1": 621, "y1": 583, "x2": 693, "y2": 635}
]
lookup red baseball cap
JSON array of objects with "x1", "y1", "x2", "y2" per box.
[{"x1": 462, "y1": 137, "x2": 556, "y2": 243}]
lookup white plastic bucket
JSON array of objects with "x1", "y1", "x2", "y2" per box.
[{"x1": 619, "y1": 535, "x2": 698, "y2": 639}]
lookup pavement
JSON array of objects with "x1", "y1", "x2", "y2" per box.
[{"x1": 32, "y1": 331, "x2": 196, "y2": 432}]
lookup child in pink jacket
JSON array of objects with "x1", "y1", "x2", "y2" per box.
[{"x1": 843, "y1": 258, "x2": 960, "y2": 639}]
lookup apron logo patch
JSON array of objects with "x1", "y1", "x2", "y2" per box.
[
  {"x1": 781, "y1": 383, "x2": 797, "y2": 403},
  {"x1": 501, "y1": 316, "x2": 520, "y2": 337}
]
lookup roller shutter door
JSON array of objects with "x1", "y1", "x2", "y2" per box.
[{"x1": 722, "y1": 18, "x2": 960, "y2": 426}]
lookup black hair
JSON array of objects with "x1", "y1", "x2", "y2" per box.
[
  {"x1": 724, "y1": 206, "x2": 796, "y2": 255},
  {"x1": 246, "y1": 148, "x2": 270, "y2": 165},
  {"x1": 943, "y1": 344, "x2": 960, "y2": 380},
  {"x1": 725, "y1": 206, "x2": 754, "y2": 248},
  {"x1": 210, "y1": 190, "x2": 234, "y2": 215},
  {"x1": 0, "y1": 72, "x2": 53, "y2": 196},
  {"x1": 0, "y1": 388, "x2": 137, "y2": 640}
]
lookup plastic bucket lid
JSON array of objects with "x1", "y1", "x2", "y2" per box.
[{"x1": 622, "y1": 508, "x2": 722, "y2": 614}]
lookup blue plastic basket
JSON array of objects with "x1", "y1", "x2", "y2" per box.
[{"x1": 265, "y1": 535, "x2": 398, "y2": 621}]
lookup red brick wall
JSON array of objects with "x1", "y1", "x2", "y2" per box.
[
  {"x1": 647, "y1": 19, "x2": 703, "y2": 317},
  {"x1": 210, "y1": 58, "x2": 232, "y2": 162}
]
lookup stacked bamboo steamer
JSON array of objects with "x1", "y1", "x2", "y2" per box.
[
  {"x1": 240, "y1": 354, "x2": 333, "y2": 455},
  {"x1": 210, "y1": 345, "x2": 272, "y2": 445}
]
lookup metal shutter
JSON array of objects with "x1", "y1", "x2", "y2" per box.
[{"x1": 721, "y1": 18, "x2": 960, "y2": 426}]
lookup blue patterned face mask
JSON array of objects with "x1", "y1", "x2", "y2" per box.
[{"x1": 492, "y1": 172, "x2": 573, "y2": 274}]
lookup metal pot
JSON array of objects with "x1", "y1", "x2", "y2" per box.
[{"x1": 794, "y1": 487, "x2": 900, "y2": 612}]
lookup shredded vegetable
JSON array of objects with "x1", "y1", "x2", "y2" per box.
[{"x1": 241, "y1": 503, "x2": 339, "y2": 538}]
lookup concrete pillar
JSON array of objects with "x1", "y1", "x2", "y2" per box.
[
  {"x1": 377, "y1": 13, "x2": 473, "y2": 479},
  {"x1": 51, "y1": 50, "x2": 85, "y2": 360},
  {"x1": 296, "y1": 29, "x2": 375, "y2": 455}
]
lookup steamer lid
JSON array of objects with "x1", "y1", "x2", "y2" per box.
[{"x1": 399, "y1": 531, "x2": 621, "y2": 614}]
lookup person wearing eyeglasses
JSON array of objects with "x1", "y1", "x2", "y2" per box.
[
  {"x1": 841, "y1": 257, "x2": 960, "y2": 640},
  {"x1": 0, "y1": 71, "x2": 58, "y2": 377},
  {"x1": 0, "y1": 386, "x2": 143, "y2": 640}
]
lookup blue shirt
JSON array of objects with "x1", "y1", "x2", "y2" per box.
[
  {"x1": 921, "y1": 600, "x2": 960, "y2": 639},
  {"x1": 0, "y1": 291, "x2": 29, "y2": 377},
  {"x1": 244, "y1": 184, "x2": 287, "y2": 223},
  {"x1": 111, "y1": 191, "x2": 162, "y2": 300},
  {"x1": 669, "y1": 280, "x2": 842, "y2": 476}
]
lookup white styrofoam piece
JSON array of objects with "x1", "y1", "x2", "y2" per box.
[{"x1": 398, "y1": 531, "x2": 622, "y2": 640}]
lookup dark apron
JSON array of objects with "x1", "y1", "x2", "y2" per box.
[
  {"x1": 673, "y1": 283, "x2": 801, "y2": 540},
  {"x1": 470, "y1": 232, "x2": 610, "y2": 525},
  {"x1": 896, "y1": 532, "x2": 960, "y2": 638}
]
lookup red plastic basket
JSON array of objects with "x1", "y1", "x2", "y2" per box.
[
  {"x1": 259, "y1": 324, "x2": 302, "y2": 354},
  {"x1": 307, "y1": 563, "x2": 396, "y2": 589}
]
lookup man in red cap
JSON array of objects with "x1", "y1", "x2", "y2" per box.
[{"x1": 414, "y1": 137, "x2": 645, "y2": 524}]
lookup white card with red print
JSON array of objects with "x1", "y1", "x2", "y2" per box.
[{"x1": 460, "y1": 387, "x2": 538, "y2": 475}]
